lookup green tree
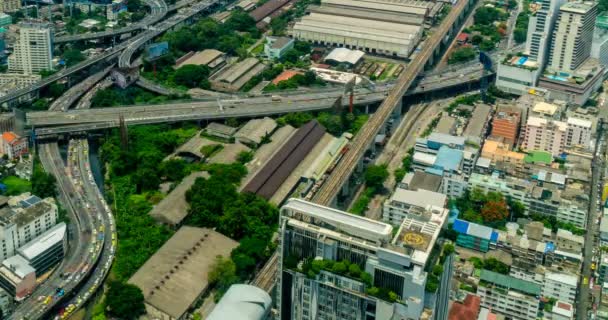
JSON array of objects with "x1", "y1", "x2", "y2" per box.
[
  {"x1": 63, "y1": 49, "x2": 85, "y2": 66},
  {"x1": 106, "y1": 282, "x2": 145, "y2": 320},
  {"x1": 479, "y1": 39, "x2": 496, "y2": 51},
  {"x1": 237, "y1": 151, "x2": 254, "y2": 164},
  {"x1": 159, "y1": 158, "x2": 187, "y2": 181},
  {"x1": 448, "y1": 47, "x2": 476, "y2": 64},
  {"x1": 172, "y1": 65, "x2": 210, "y2": 88},
  {"x1": 471, "y1": 34, "x2": 483, "y2": 45},
  {"x1": 364, "y1": 164, "x2": 389, "y2": 190},
  {"x1": 31, "y1": 169, "x2": 57, "y2": 198},
  {"x1": 514, "y1": 28, "x2": 527, "y2": 43},
  {"x1": 208, "y1": 255, "x2": 239, "y2": 298}
]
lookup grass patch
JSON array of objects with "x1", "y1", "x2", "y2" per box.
[
  {"x1": 2, "y1": 176, "x2": 32, "y2": 195},
  {"x1": 251, "y1": 42, "x2": 265, "y2": 55},
  {"x1": 200, "y1": 144, "x2": 224, "y2": 158}
]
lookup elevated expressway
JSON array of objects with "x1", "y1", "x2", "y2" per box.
[
  {"x1": 54, "y1": 0, "x2": 169, "y2": 44},
  {"x1": 0, "y1": 0, "x2": 220, "y2": 106},
  {"x1": 10, "y1": 70, "x2": 118, "y2": 320},
  {"x1": 29, "y1": 62, "x2": 491, "y2": 136}
]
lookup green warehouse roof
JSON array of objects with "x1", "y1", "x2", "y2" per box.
[{"x1": 480, "y1": 269, "x2": 541, "y2": 296}]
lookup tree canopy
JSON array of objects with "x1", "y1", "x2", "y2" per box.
[
  {"x1": 106, "y1": 282, "x2": 146, "y2": 320},
  {"x1": 364, "y1": 164, "x2": 389, "y2": 190}
]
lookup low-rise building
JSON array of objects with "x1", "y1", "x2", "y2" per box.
[
  {"x1": 490, "y1": 107, "x2": 521, "y2": 147},
  {"x1": 448, "y1": 294, "x2": 481, "y2": 320},
  {"x1": 205, "y1": 122, "x2": 237, "y2": 140},
  {"x1": 174, "y1": 49, "x2": 226, "y2": 70},
  {"x1": 264, "y1": 36, "x2": 294, "y2": 60},
  {"x1": 0, "y1": 132, "x2": 27, "y2": 160},
  {"x1": 543, "y1": 272, "x2": 578, "y2": 304},
  {"x1": 452, "y1": 219, "x2": 499, "y2": 253},
  {"x1": 210, "y1": 58, "x2": 266, "y2": 92},
  {"x1": 545, "y1": 301, "x2": 575, "y2": 320},
  {"x1": 463, "y1": 103, "x2": 492, "y2": 145},
  {"x1": 555, "y1": 229, "x2": 584, "y2": 253},
  {"x1": 0, "y1": 255, "x2": 35, "y2": 300},
  {"x1": 477, "y1": 270, "x2": 541, "y2": 320},
  {"x1": 234, "y1": 117, "x2": 277, "y2": 147}
]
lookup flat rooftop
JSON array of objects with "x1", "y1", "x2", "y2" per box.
[
  {"x1": 388, "y1": 217, "x2": 443, "y2": 265},
  {"x1": 128, "y1": 227, "x2": 238, "y2": 319},
  {"x1": 17, "y1": 222, "x2": 66, "y2": 260},
  {"x1": 282, "y1": 198, "x2": 393, "y2": 243}
]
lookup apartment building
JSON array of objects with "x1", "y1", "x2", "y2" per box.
[
  {"x1": 477, "y1": 270, "x2": 541, "y2": 320},
  {"x1": 521, "y1": 117, "x2": 567, "y2": 157},
  {"x1": 543, "y1": 272, "x2": 578, "y2": 305},
  {"x1": 490, "y1": 108, "x2": 521, "y2": 146},
  {"x1": 565, "y1": 117, "x2": 592, "y2": 149},
  {"x1": 555, "y1": 229, "x2": 584, "y2": 253},
  {"x1": 8, "y1": 21, "x2": 53, "y2": 75},
  {"x1": 547, "y1": 1, "x2": 598, "y2": 73},
  {"x1": 0, "y1": 194, "x2": 58, "y2": 262},
  {"x1": 0, "y1": 132, "x2": 28, "y2": 160},
  {"x1": 277, "y1": 199, "x2": 447, "y2": 320}
]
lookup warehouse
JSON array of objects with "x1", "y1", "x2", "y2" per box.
[
  {"x1": 128, "y1": 227, "x2": 238, "y2": 320},
  {"x1": 210, "y1": 58, "x2": 266, "y2": 92},
  {"x1": 243, "y1": 120, "x2": 326, "y2": 199},
  {"x1": 291, "y1": 12, "x2": 423, "y2": 58}
]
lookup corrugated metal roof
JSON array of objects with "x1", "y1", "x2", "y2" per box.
[{"x1": 249, "y1": 0, "x2": 291, "y2": 22}]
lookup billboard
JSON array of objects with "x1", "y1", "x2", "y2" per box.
[{"x1": 145, "y1": 42, "x2": 169, "y2": 61}]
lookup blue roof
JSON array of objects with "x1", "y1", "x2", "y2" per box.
[
  {"x1": 490, "y1": 231, "x2": 499, "y2": 242},
  {"x1": 453, "y1": 219, "x2": 470, "y2": 234},
  {"x1": 433, "y1": 146, "x2": 463, "y2": 172}
]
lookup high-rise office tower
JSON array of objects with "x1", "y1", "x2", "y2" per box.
[
  {"x1": 591, "y1": 15, "x2": 608, "y2": 66},
  {"x1": 525, "y1": 0, "x2": 567, "y2": 65},
  {"x1": 547, "y1": 1, "x2": 598, "y2": 72},
  {"x1": 277, "y1": 199, "x2": 447, "y2": 320},
  {"x1": 8, "y1": 21, "x2": 53, "y2": 75}
]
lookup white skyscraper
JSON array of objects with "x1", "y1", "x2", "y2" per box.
[
  {"x1": 8, "y1": 21, "x2": 53, "y2": 75},
  {"x1": 591, "y1": 15, "x2": 608, "y2": 66},
  {"x1": 525, "y1": 0, "x2": 567, "y2": 65},
  {"x1": 547, "y1": 1, "x2": 598, "y2": 72}
]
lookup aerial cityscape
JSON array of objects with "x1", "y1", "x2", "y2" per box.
[{"x1": 0, "y1": 0, "x2": 604, "y2": 317}]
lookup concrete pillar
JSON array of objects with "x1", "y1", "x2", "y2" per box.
[{"x1": 392, "y1": 98, "x2": 402, "y2": 124}]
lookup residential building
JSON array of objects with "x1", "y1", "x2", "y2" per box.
[
  {"x1": 463, "y1": 104, "x2": 492, "y2": 145},
  {"x1": 526, "y1": 0, "x2": 567, "y2": 65},
  {"x1": 545, "y1": 301, "x2": 575, "y2": 320},
  {"x1": 555, "y1": 228, "x2": 584, "y2": 253},
  {"x1": 543, "y1": 272, "x2": 578, "y2": 304},
  {"x1": 0, "y1": 255, "x2": 35, "y2": 300},
  {"x1": 208, "y1": 284, "x2": 272, "y2": 320},
  {"x1": 0, "y1": 195, "x2": 58, "y2": 262},
  {"x1": 521, "y1": 116, "x2": 566, "y2": 156},
  {"x1": 481, "y1": 140, "x2": 525, "y2": 167},
  {"x1": 8, "y1": 21, "x2": 53, "y2": 75},
  {"x1": 0, "y1": 0, "x2": 20, "y2": 12},
  {"x1": 565, "y1": 117, "x2": 592, "y2": 149},
  {"x1": 530, "y1": 101, "x2": 561, "y2": 120},
  {"x1": 490, "y1": 108, "x2": 521, "y2": 146},
  {"x1": 264, "y1": 36, "x2": 294, "y2": 60},
  {"x1": 600, "y1": 254, "x2": 608, "y2": 285},
  {"x1": 277, "y1": 198, "x2": 446, "y2": 320},
  {"x1": 477, "y1": 270, "x2": 541, "y2": 320},
  {"x1": 0, "y1": 132, "x2": 27, "y2": 160},
  {"x1": 547, "y1": 1, "x2": 598, "y2": 73}
]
